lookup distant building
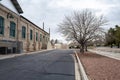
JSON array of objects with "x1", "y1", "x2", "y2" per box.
[
  {"x1": 54, "y1": 43, "x2": 68, "y2": 49},
  {"x1": 54, "y1": 43, "x2": 62, "y2": 49},
  {"x1": 0, "y1": 0, "x2": 50, "y2": 54},
  {"x1": 68, "y1": 41, "x2": 80, "y2": 49},
  {"x1": 47, "y1": 41, "x2": 53, "y2": 50}
]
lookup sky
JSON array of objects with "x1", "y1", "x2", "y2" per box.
[{"x1": 18, "y1": 0, "x2": 120, "y2": 43}]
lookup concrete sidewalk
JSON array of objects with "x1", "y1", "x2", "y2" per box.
[
  {"x1": 95, "y1": 47, "x2": 120, "y2": 53},
  {"x1": 89, "y1": 49, "x2": 120, "y2": 60},
  {"x1": 0, "y1": 49, "x2": 51, "y2": 60}
]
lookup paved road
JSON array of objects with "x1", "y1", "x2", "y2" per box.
[{"x1": 0, "y1": 50, "x2": 75, "y2": 80}]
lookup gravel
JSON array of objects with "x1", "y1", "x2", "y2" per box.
[{"x1": 77, "y1": 52, "x2": 120, "y2": 80}]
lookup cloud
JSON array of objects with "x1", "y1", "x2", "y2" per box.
[
  {"x1": 49, "y1": 0, "x2": 115, "y2": 10},
  {"x1": 18, "y1": 0, "x2": 120, "y2": 42}
]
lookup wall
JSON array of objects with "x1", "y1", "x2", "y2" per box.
[
  {"x1": 0, "y1": 4, "x2": 50, "y2": 53},
  {"x1": 0, "y1": 4, "x2": 19, "y2": 41}
]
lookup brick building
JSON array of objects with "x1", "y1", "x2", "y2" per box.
[{"x1": 0, "y1": 0, "x2": 50, "y2": 54}]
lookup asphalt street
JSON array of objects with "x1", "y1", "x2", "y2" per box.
[{"x1": 0, "y1": 50, "x2": 75, "y2": 80}]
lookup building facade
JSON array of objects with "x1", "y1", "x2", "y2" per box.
[{"x1": 0, "y1": 0, "x2": 50, "y2": 54}]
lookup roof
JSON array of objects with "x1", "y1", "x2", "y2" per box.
[
  {"x1": 20, "y1": 16, "x2": 49, "y2": 35},
  {"x1": 11, "y1": 0, "x2": 23, "y2": 14}
]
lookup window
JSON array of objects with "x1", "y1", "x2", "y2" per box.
[
  {"x1": 30, "y1": 29, "x2": 33, "y2": 40},
  {"x1": 36, "y1": 32, "x2": 38, "y2": 41},
  {"x1": 40, "y1": 34, "x2": 42, "y2": 42},
  {"x1": 0, "y1": 16, "x2": 4, "y2": 35},
  {"x1": 22, "y1": 26, "x2": 26, "y2": 39},
  {"x1": 43, "y1": 36, "x2": 45, "y2": 42},
  {"x1": 10, "y1": 21, "x2": 16, "y2": 37}
]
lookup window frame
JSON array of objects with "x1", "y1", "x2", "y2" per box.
[
  {"x1": 30, "y1": 29, "x2": 33, "y2": 40},
  {"x1": 0, "y1": 16, "x2": 4, "y2": 35},
  {"x1": 10, "y1": 21, "x2": 16, "y2": 37},
  {"x1": 36, "y1": 32, "x2": 38, "y2": 41},
  {"x1": 22, "y1": 26, "x2": 26, "y2": 39},
  {"x1": 40, "y1": 34, "x2": 42, "y2": 42}
]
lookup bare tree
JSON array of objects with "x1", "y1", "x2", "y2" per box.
[{"x1": 58, "y1": 9, "x2": 107, "y2": 53}]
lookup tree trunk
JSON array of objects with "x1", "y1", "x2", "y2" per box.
[
  {"x1": 110, "y1": 43, "x2": 113, "y2": 48},
  {"x1": 85, "y1": 45, "x2": 88, "y2": 52},
  {"x1": 80, "y1": 44, "x2": 85, "y2": 53},
  {"x1": 117, "y1": 43, "x2": 120, "y2": 48}
]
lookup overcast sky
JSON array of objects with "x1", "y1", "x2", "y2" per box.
[{"x1": 18, "y1": 0, "x2": 120, "y2": 43}]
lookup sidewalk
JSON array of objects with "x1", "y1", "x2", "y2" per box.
[
  {"x1": 0, "y1": 49, "x2": 51, "y2": 60},
  {"x1": 95, "y1": 47, "x2": 120, "y2": 53},
  {"x1": 89, "y1": 47, "x2": 120, "y2": 60}
]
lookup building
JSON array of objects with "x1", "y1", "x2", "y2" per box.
[
  {"x1": 68, "y1": 41, "x2": 80, "y2": 49},
  {"x1": 54, "y1": 43, "x2": 68, "y2": 49},
  {"x1": 0, "y1": 0, "x2": 50, "y2": 54}
]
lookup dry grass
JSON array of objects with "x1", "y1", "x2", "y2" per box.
[{"x1": 77, "y1": 52, "x2": 120, "y2": 80}]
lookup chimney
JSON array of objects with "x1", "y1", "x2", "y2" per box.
[
  {"x1": 49, "y1": 28, "x2": 50, "y2": 34},
  {"x1": 43, "y1": 22, "x2": 44, "y2": 30}
]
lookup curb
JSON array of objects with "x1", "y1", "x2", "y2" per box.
[
  {"x1": 72, "y1": 54, "x2": 81, "y2": 80},
  {"x1": 0, "y1": 49, "x2": 53, "y2": 60},
  {"x1": 74, "y1": 51, "x2": 89, "y2": 80}
]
